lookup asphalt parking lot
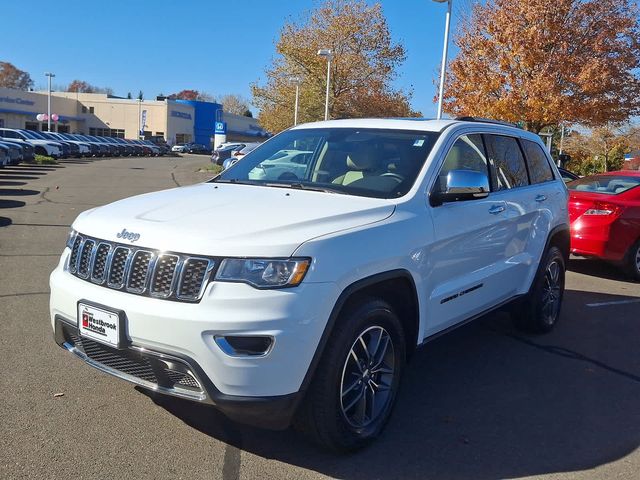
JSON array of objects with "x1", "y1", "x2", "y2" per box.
[{"x1": 1, "y1": 155, "x2": 639, "y2": 480}]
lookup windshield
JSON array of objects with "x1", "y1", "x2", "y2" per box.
[
  {"x1": 568, "y1": 175, "x2": 640, "y2": 195},
  {"x1": 214, "y1": 128, "x2": 440, "y2": 199},
  {"x1": 22, "y1": 130, "x2": 42, "y2": 139}
]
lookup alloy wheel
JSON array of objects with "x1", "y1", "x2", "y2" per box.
[
  {"x1": 541, "y1": 260, "x2": 562, "y2": 325},
  {"x1": 340, "y1": 326, "x2": 396, "y2": 429}
]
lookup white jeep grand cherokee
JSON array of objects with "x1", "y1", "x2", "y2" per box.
[{"x1": 50, "y1": 118, "x2": 569, "y2": 451}]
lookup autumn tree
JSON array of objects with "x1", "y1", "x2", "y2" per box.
[
  {"x1": 444, "y1": 0, "x2": 640, "y2": 133},
  {"x1": 564, "y1": 126, "x2": 634, "y2": 174},
  {"x1": 67, "y1": 80, "x2": 114, "y2": 95},
  {"x1": 252, "y1": 0, "x2": 417, "y2": 132},
  {"x1": 220, "y1": 94, "x2": 252, "y2": 116},
  {"x1": 168, "y1": 90, "x2": 216, "y2": 102},
  {"x1": 0, "y1": 62, "x2": 33, "y2": 90}
]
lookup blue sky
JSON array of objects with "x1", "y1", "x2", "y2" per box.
[{"x1": 2, "y1": 0, "x2": 462, "y2": 117}]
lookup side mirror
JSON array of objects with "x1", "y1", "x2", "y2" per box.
[{"x1": 430, "y1": 169, "x2": 490, "y2": 206}]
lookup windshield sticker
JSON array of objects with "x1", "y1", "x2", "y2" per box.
[{"x1": 413, "y1": 139, "x2": 425, "y2": 147}]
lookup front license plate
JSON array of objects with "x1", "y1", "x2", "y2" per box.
[{"x1": 78, "y1": 303, "x2": 121, "y2": 347}]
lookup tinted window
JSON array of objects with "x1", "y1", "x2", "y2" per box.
[
  {"x1": 484, "y1": 135, "x2": 529, "y2": 190},
  {"x1": 522, "y1": 140, "x2": 554, "y2": 184},
  {"x1": 436, "y1": 134, "x2": 489, "y2": 192}
]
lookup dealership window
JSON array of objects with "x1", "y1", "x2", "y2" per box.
[
  {"x1": 25, "y1": 122, "x2": 39, "y2": 131},
  {"x1": 57, "y1": 125, "x2": 70, "y2": 133},
  {"x1": 155, "y1": 132, "x2": 164, "y2": 137},
  {"x1": 175, "y1": 133, "x2": 191, "y2": 144},
  {"x1": 89, "y1": 106, "x2": 95, "y2": 114},
  {"x1": 143, "y1": 130, "x2": 152, "y2": 139},
  {"x1": 82, "y1": 106, "x2": 87, "y2": 113},
  {"x1": 110, "y1": 129, "x2": 125, "y2": 138}
]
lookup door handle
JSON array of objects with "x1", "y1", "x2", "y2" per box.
[
  {"x1": 535, "y1": 194, "x2": 547, "y2": 202},
  {"x1": 488, "y1": 205, "x2": 505, "y2": 215}
]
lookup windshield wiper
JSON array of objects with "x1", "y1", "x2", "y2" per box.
[{"x1": 265, "y1": 182, "x2": 345, "y2": 194}]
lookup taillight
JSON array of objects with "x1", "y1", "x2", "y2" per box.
[{"x1": 583, "y1": 202, "x2": 623, "y2": 217}]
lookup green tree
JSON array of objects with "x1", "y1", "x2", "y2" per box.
[{"x1": 252, "y1": 0, "x2": 418, "y2": 132}]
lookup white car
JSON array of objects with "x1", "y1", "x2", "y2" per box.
[
  {"x1": 0, "y1": 128, "x2": 62, "y2": 158},
  {"x1": 172, "y1": 143, "x2": 189, "y2": 153},
  {"x1": 50, "y1": 117, "x2": 569, "y2": 451}
]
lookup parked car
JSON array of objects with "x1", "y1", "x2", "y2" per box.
[
  {"x1": 0, "y1": 139, "x2": 35, "y2": 163},
  {"x1": 211, "y1": 143, "x2": 245, "y2": 165},
  {"x1": 22, "y1": 130, "x2": 73, "y2": 158},
  {"x1": 231, "y1": 142, "x2": 261, "y2": 160},
  {"x1": 567, "y1": 171, "x2": 640, "y2": 280},
  {"x1": 0, "y1": 128, "x2": 62, "y2": 158},
  {"x1": 50, "y1": 118, "x2": 569, "y2": 451},
  {"x1": 558, "y1": 167, "x2": 579, "y2": 183},
  {"x1": 186, "y1": 143, "x2": 211, "y2": 155},
  {"x1": 48, "y1": 133, "x2": 91, "y2": 158},
  {"x1": 246, "y1": 149, "x2": 314, "y2": 179},
  {"x1": 0, "y1": 145, "x2": 8, "y2": 167},
  {"x1": 68, "y1": 134, "x2": 102, "y2": 157},
  {"x1": 171, "y1": 143, "x2": 189, "y2": 153}
]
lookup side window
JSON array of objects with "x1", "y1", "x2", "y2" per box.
[
  {"x1": 436, "y1": 134, "x2": 489, "y2": 191},
  {"x1": 484, "y1": 135, "x2": 529, "y2": 190},
  {"x1": 522, "y1": 139, "x2": 554, "y2": 184}
]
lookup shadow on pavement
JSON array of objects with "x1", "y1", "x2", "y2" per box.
[
  {"x1": 0, "y1": 188, "x2": 40, "y2": 196},
  {"x1": 143, "y1": 289, "x2": 640, "y2": 479},
  {"x1": 0, "y1": 199, "x2": 26, "y2": 209},
  {"x1": 0, "y1": 175, "x2": 40, "y2": 180},
  {"x1": 0, "y1": 181, "x2": 28, "y2": 187},
  {"x1": 568, "y1": 257, "x2": 634, "y2": 283},
  {"x1": 0, "y1": 216, "x2": 12, "y2": 227}
]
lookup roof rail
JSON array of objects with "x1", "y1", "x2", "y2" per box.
[{"x1": 455, "y1": 116, "x2": 519, "y2": 128}]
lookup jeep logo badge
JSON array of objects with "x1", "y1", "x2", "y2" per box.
[{"x1": 116, "y1": 228, "x2": 141, "y2": 243}]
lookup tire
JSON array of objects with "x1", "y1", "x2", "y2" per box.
[
  {"x1": 512, "y1": 245, "x2": 565, "y2": 333},
  {"x1": 296, "y1": 298, "x2": 406, "y2": 452},
  {"x1": 624, "y1": 239, "x2": 640, "y2": 281}
]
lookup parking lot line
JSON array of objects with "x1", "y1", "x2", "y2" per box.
[{"x1": 586, "y1": 299, "x2": 640, "y2": 307}]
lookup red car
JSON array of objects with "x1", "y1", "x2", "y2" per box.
[{"x1": 568, "y1": 171, "x2": 640, "y2": 280}]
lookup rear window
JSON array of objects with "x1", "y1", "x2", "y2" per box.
[
  {"x1": 568, "y1": 175, "x2": 640, "y2": 195},
  {"x1": 522, "y1": 139, "x2": 554, "y2": 184},
  {"x1": 484, "y1": 135, "x2": 529, "y2": 190}
]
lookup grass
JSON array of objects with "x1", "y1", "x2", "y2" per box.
[
  {"x1": 198, "y1": 163, "x2": 223, "y2": 175},
  {"x1": 33, "y1": 154, "x2": 58, "y2": 165}
]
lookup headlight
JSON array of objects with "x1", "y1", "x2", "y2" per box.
[
  {"x1": 215, "y1": 258, "x2": 310, "y2": 288},
  {"x1": 66, "y1": 229, "x2": 77, "y2": 249}
]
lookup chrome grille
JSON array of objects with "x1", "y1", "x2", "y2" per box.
[
  {"x1": 126, "y1": 250, "x2": 153, "y2": 293},
  {"x1": 150, "y1": 254, "x2": 179, "y2": 298},
  {"x1": 108, "y1": 247, "x2": 130, "y2": 288},
  {"x1": 91, "y1": 243, "x2": 111, "y2": 283},
  {"x1": 67, "y1": 233, "x2": 214, "y2": 303},
  {"x1": 178, "y1": 258, "x2": 210, "y2": 300},
  {"x1": 77, "y1": 239, "x2": 95, "y2": 278}
]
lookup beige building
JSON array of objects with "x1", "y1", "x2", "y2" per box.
[{"x1": 0, "y1": 87, "x2": 268, "y2": 146}]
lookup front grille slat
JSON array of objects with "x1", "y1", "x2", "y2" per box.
[{"x1": 67, "y1": 233, "x2": 213, "y2": 302}]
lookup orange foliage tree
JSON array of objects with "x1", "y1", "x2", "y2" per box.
[
  {"x1": 252, "y1": 0, "x2": 418, "y2": 132},
  {"x1": 443, "y1": 0, "x2": 640, "y2": 133}
]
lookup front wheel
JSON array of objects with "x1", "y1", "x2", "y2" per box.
[
  {"x1": 296, "y1": 298, "x2": 405, "y2": 451},
  {"x1": 513, "y1": 246, "x2": 565, "y2": 333}
]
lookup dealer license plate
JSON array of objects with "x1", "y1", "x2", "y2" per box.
[{"x1": 78, "y1": 303, "x2": 121, "y2": 347}]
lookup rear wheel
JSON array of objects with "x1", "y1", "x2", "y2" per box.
[
  {"x1": 296, "y1": 298, "x2": 405, "y2": 451},
  {"x1": 624, "y1": 240, "x2": 640, "y2": 281},
  {"x1": 513, "y1": 246, "x2": 565, "y2": 333}
]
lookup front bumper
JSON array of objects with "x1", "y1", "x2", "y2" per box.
[
  {"x1": 50, "y1": 256, "x2": 338, "y2": 427},
  {"x1": 54, "y1": 317, "x2": 299, "y2": 429}
]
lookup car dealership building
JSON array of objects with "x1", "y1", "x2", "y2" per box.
[{"x1": 0, "y1": 87, "x2": 268, "y2": 146}]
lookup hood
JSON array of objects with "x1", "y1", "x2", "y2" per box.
[{"x1": 73, "y1": 183, "x2": 395, "y2": 257}]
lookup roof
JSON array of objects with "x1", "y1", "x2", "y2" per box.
[{"x1": 290, "y1": 117, "x2": 529, "y2": 134}]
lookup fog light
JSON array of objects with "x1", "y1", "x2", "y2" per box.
[{"x1": 215, "y1": 335, "x2": 273, "y2": 357}]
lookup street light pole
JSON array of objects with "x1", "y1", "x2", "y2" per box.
[
  {"x1": 289, "y1": 77, "x2": 302, "y2": 126},
  {"x1": 317, "y1": 49, "x2": 333, "y2": 121},
  {"x1": 45, "y1": 72, "x2": 55, "y2": 132},
  {"x1": 434, "y1": 0, "x2": 452, "y2": 120}
]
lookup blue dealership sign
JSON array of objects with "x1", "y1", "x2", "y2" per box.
[
  {"x1": 171, "y1": 110, "x2": 192, "y2": 120},
  {"x1": 214, "y1": 121, "x2": 227, "y2": 134}
]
